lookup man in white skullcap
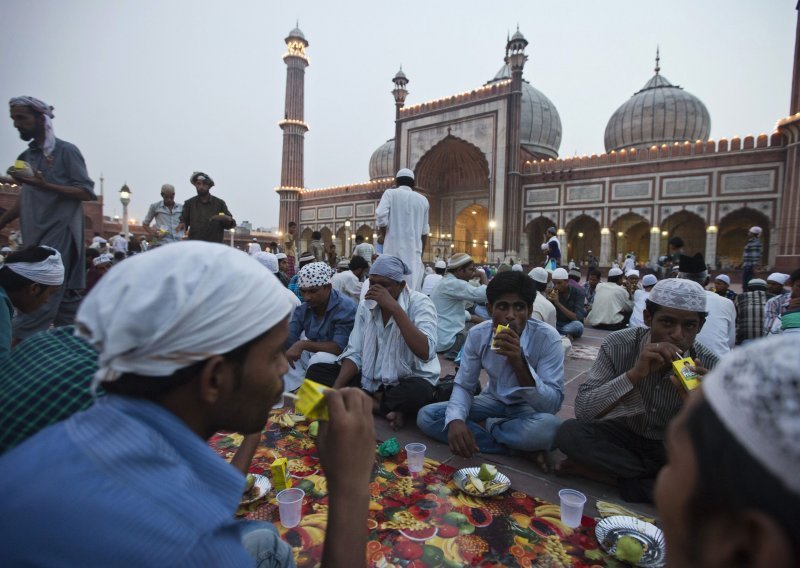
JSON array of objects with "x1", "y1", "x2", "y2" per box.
[
  {"x1": 282, "y1": 262, "x2": 357, "y2": 392},
  {"x1": 274, "y1": 252, "x2": 290, "y2": 287},
  {"x1": 421, "y1": 259, "x2": 446, "y2": 296},
  {"x1": 375, "y1": 168, "x2": 430, "y2": 291},
  {"x1": 585, "y1": 267, "x2": 633, "y2": 330},
  {"x1": 310, "y1": 255, "x2": 440, "y2": 430},
  {"x1": 548, "y1": 267, "x2": 586, "y2": 339},
  {"x1": 0, "y1": 246, "x2": 64, "y2": 357},
  {"x1": 142, "y1": 184, "x2": 183, "y2": 245},
  {"x1": 764, "y1": 272, "x2": 791, "y2": 333},
  {"x1": 741, "y1": 225, "x2": 763, "y2": 288},
  {"x1": 629, "y1": 274, "x2": 658, "y2": 327},
  {"x1": 655, "y1": 336, "x2": 800, "y2": 567},
  {"x1": 528, "y1": 267, "x2": 556, "y2": 328},
  {"x1": 735, "y1": 278, "x2": 768, "y2": 344},
  {"x1": 248, "y1": 239, "x2": 261, "y2": 256},
  {"x1": 0, "y1": 96, "x2": 96, "y2": 341},
  {"x1": 0, "y1": 241, "x2": 376, "y2": 567},
  {"x1": 430, "y1": 253, "x2": 488, "y2": 360},
  {"x1": 556, "y1": 278, "x2": 719, "y2": 503},
  {"x1": 712, "y1": 273, "x2": 736, "y2": 301}
]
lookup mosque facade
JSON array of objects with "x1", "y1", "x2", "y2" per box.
[{"x1": 285, "y1": 14, "x2": 799, "y2": 272}]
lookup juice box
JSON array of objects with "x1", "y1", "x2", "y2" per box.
[
  {"x1": 270, "y1": 457, "x2": 292, "y2": 491},
  {"x1": 672, "y1": 356, "x2": 701, "y2": 391},
  {"x1": 491, "y1": 324, "x2": 509, "y2": 350},
  {"x1": 294, "y1": 379, "x2": 329, "y2": 421}
]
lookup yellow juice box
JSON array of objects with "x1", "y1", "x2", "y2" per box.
[
  {"x1": 294, "y1": 379, "x2": 330, "y2": 421},
  {"x1": 270, "y1": 457, "x2": 292, "y2": 491},
  {"x1": 672, "y1": 356, "x2": 701, "y2": 391},
  {"x1": 491, "y1": 324, "x2": 509, "y2": 351}
]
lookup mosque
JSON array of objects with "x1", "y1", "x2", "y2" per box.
[{"x1": 277, "y1": 10, "x2": 800, "y2": 273}]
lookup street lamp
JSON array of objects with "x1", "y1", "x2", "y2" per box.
[
  {"x1": 344, "y1": 219, "x2": 351, "y2": 257},
  {"x1": 119, "y1": 184, "x2": 131, "y2": 240},
  {"x1": 229, "y1": 228, "x2": 235, "y2": 247},
  {"x1": 488, "y1": 220, "x2": 496, "y2": 263}
]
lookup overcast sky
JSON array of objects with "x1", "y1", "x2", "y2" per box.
[{"x1": 2, "y1": 1, "x2": 796, "y2": 229}]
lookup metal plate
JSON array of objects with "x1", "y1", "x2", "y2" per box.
[
  {"x1": 240, "y1": 474, "x2": 272, "y2": 505},
  {"x1": 595, "y1": 515, "x2": 666, "y2": 567},
  {"x1": 452, "y1": 467, "x2": 511, "y2": 497}
]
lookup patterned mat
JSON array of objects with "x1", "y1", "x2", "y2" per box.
[{"x1": 210, "y1": 411, "x2": 616, "y2": 567}]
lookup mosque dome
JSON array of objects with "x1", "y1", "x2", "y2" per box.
[
  {"x1": 604, "y1": 60, "x2": 710, "y2": 153},
  {"x1": 369, "y1": 138, "x2": 395, "y2": 180},
  {"x1": 286, "y1": 25, "x2": 307, "y2": 45}
]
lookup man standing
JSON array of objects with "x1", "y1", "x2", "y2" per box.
[
  {"x1": 586, "y1": 250, "x2": 598, "y2": 279},
  {"x1": 176, "y1": 172, "x2": 235, "y2": 243},
  {"x1": 543, "y1": 227, "x2": 561, "y2": 271},
  {"x1": 352, "y1": 234, "x2": 375, "y2": 269},
  {"x1": 110, "y1": 233, "x2": 128, "y2": 256},
  {"x1": 741, "y1": 226, "x2": 762, "y2": 289},
  {"x1": 375, "y1": 168, "x2": 429, "y2": 291},
  {"x1": 0, "y1": 96, "x2": 95, "y2": 340},
  {"x1": 282, "y1": 221, "x2": 298, "y2": 277},
  {"x1": 309, "y1": 231, "x2": 325, "y2": 262},
  {"x1": 142, "y1": 184, "x2": 183, "y2": 245},
  {"x1": 735, "y1": 278, "x2": 768, "y2": 344}
]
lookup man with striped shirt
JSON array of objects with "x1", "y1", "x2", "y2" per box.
[{"x1": 556, "y1": 278, "x2": 719, "y2": 503}]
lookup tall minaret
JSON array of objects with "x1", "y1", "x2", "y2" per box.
[
  {"x1": 277, "y1": 25, "x2": 309, "y2": 233},
  {"x1": 502, "y1": 28, "x2": 527, "y2": 258}
]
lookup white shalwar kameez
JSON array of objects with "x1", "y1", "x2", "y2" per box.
[{"x1": 375, "y1": 185, "x2": 430, "y2": 291}]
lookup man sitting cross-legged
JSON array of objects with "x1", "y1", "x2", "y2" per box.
[
  {"x1": 555, "y1": 278, "x2": 719, "y2": 503},
  {"x1": 307, "y1": 255, "x2": 440, "y2": 430},
  {"x1": 417, "y1": 271, "x2": 564, "y2": 465}
]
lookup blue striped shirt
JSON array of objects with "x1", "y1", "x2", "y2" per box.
[{"x1": 0, "y1": 396, "x2": 253, "y2": 566}]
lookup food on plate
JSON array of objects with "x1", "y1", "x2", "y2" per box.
[
  {"x1": 308, "y1": 420, "x2": 319, "y2": 437},
  {"x1": 241, "y1": 474, "x2": 260, "y2": 501},
  {"x1": 477, "y1": 463, "x2": 497, "y2": 482},
  {"x1": 615, "y1": 535, "x2": 645, "y2": 564}
]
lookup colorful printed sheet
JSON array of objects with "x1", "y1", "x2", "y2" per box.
[{"x1": 210, "y1": 412, "x2": 615, "y2": 567}]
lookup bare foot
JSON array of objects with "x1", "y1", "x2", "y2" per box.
[
  {"x1": 386, "y1": 411, "x2": 405, "y2": 430},
  {"x1": 555, "y1": 458, "x2": 616, "y2": 486},
  {"x1": 520, "y1": 450, "x2": 552, "y2": 474}
]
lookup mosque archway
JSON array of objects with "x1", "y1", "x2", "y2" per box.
[
  {"x1": 524, "y1": 215, "x2": 557, "y2": 267},
  {"x1": 566, "y1": 215, "x2": 601, "y2": 268},
  {"x1": 661, "y1": 210, "x2": 706, "y2": 258},
  {"x1": 611, "y1": 212, "x2": 651, "y2": 263},
  {"x1": 717, "y1": 208, "x2": 770, "y2": 268},
  {"x1": 454, "y1": 204, "x2": 489, "y2": 262},
  {"x1": 355, "y1": 224, "x2": 374, "y2": 244},
  {"x1": 299, "y1": 227, "x2": 313, "y2": 256}
]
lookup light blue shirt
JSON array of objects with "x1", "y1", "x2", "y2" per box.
[
  {"x1": 0, "y1": 396, "x2": 253, "y2": 566},
  {"x1": 287, "y1": 288, "x2": 357, "y2": 351},
  {"x1": 430, "y1": 274, "x2": 487, "y2": 351},
  {"x1": 143, "y1": 199, "x2": 184, "y2": 243},
  {"x1": 444, "y1": 318, "x2": 565, "y2": 426}
]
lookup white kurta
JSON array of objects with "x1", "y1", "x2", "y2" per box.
[
  {"x1": 375, "y1": 185, "x2": 430, "y2": 291},
  {"x1": 696, "y1": 290, "x2": 736, "y2": 357}
]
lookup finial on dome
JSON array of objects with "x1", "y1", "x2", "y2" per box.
[{"x1": 655, "y1": 46, "x2": 661, "y2": 75}]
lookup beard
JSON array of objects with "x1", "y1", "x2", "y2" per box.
[{"x1": 17, "y1": 129, "x2": 33, "y2": 141}]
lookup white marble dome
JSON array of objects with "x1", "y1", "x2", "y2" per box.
[{"x1": 369, "y1": 138, "x2": 395, "y2": 180}]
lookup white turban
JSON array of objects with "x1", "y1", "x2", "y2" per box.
[
  {"x1": 76, "y1": 241, "x2": 295, "y2": 387},
  {"x1": 5, "y1": 246, "x2": 64, "y2": 285},
  {"x1": 9, "y1": 96, "x2": 55, "y2": 158}
]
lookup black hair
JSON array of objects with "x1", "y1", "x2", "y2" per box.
[
  {"x1": 608, "y1": 274, "x2": 622, "y2": 284},
  {"x1": 486, "y1": 271, "x2": 536, "y2": 308},
  {"x1": 789, "y1": 268, "x2": 800, "y2": 284},
  {"x1": 396, "y1": 176, "x2": 415, "y2": 188},
  {"x1": 435, "y1": 266, "x2": 446, "y2": 275},
  {"x1": 0, "y1": 246, "x2": 57, "y2": 291},
  {"x1": 685, "y1": 398, "x2": 799, "y2": 561},
  {"x1": 668, "y1": 236, "x2": 684, "y2": 248},
  {"x1": 288, "y1": 221, "x2": 297, "y2": 228},
  {"x1": 86, "y1": 248, "x2": 100, "y2": 260},
  {"x1": 103, "y1": 329, "x2": 268, "y2": 400},
  {"x1": 113, "y1": 251, "x2": 126, "y2": 261},
  {"x1": 311, "y1": 231, "x2": 322, "y2": 240},
  {"x1": 645, "y1": 299, "x2": 706, "y2": 324},
  {"x1": 348, "y1": 256, "x2": 369, "y2": 271},
  {"x1": 534, "y1": 280, "x2": 547, "y2": 293},
  {"x1": 588, "y1": 269, "x2": 602, "y2": 279},
  {"x1": 355, "y1": 234, "x2": 364, "y2": 244}
]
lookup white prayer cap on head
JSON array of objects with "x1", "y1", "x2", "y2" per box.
[
  {"x1": 551, "y1": 267, "x2": 568, "y2": 280},
  {"x1": 642, "y1": 274, "x2": 658, "y2": 287},
  {"x1": 76, "y1": 241, "x2": 296, "y2": 387},
  {"x1": 714, "y1": 274, "x2": 731, "y2": 285},
  {"x1": 529, "y1": 267, "x2": 549, "y2": 284},
  {"x1": 395, "y1": 168, "x2": 414, "y2": 181},
  {"x1": 434, "y1": 260, "x2": 446, "y2": 269},
  {"x1": 338, "y1": 259, "x2": 351, "y2": 270},
  {"x1": 5, "y1": 246, "x2": 64, "y2": 286},
  {"x1": 625, "y1": 269, "x2": 640, "y2": 277},
  {"x1": 648, "y1": 278, "x2": 706, "y2": 312},
  {"x1": 703, "y1": 335, "x2": 800, "y2": 496},
  {"x1": 747, "y1": 278, "x2": 767, "y2": 289},
  {"x1": 608, "y1": 267, "x2": 623, "y2": 277},
  {"x1": 254, "y1": 251, "x2": 278, "y2": 273},
  {"x1": 447, "y1": 253, "x2": 473, "y2": 269},
  {"x1": 0, "y1": 246, "x2": 11, "y2": 253},
  {"x1": 767, "y1": 273, "x2": 789, "y2": 285},
  {"x1": 512, "y1": 264, "x2": 523, "y2": 272},
  {"x1": 248, "y1": 242, "x2": 261, "y2": 255},
  {"x1": 275, "y1": 253, "x2": 287, "y2": 261},
  {"x1": 298, "y1": 262, "x2": 334, "y2": 288},
  {"x1": 749, "y1": 226, "x2": 763, "y2": 235}
]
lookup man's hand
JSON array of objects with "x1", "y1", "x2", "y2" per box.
[
  {"x1": 448, "y1": 420, "x2": 479, "y2": 458},
  {"x1": 175, "y1": 222, "x2": 186, "y2": 233},
  {"x1": 492, "y1": 326, "x2": 522, "y2": 360},
  {"x1": 317, "y1": 388, "x2": 375, "y2": 493},
  {"x1": 547, "y1": 290, "x2": 560, "y2": 306},
  {"x1": 9, "y1": 170, "x2": 46, "y2": 188},
  {"x1": 668, "y1": 359, "x2": 709, "y2": 401},
  {"x1": 284, "y1": 342, "x2": 304, "y2": 368},
  {"x1": 365, "y1": 283, "x2": 399, "y2": 313},
  {"x1": 627, "y1": 341, "x2": 682, "y2": 385}
]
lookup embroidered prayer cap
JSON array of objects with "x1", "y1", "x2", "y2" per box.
[
  {"x1": 298, "y1": 251, "x2": 316, "y2": 267},
  {"x1": 767, "y1": 273, "x2": 789, "y2": 286},
  {"x1": 76, "y1": 241, "x2": 296, "y2": 387},
  {"x1": 254, "y1": 251, "x2": 278, "y2": 273},
  {"x1": 434, "y1": 260, "x2": 446, "y2": 269},
  {"x1": 275, "y1": 253, "x2": 287, "y2": 261},
  {"x1": 749, "y1": 226, "x2": 763, "y2": 235},
  {"x1": 5, "y1": 246, "x2": 64, "y2": 285},
  {"x1": 747, "y1": 278, "x2": 767, "y2": 290},
  {"x1": 703, "y1": 335, "x2": 800, "y2": 496},
  {"x1": 371, "y1": 255, "x2": 411, "y2": 282},
  {"x1": 189, "y1": 171, "x2": 215, "y2": 187},
  {"x1": 395, "y1": 168, "x2": 415, "y2": 181},
  {"x1": 608, "y1": 267, "x2": 623, "y2": 277},
  {"x1": 447, "y1": 253, "x2": 473, "y2": 270},
  {"x1": 714, "y1": 274, "x2": 730, "y2": 285},
  {"x1": 551, "y1": 267, "x2": 568, "y2": 280},
  {"x1": 92, "y1": 253, "x2": 113, "y2": 267},
  {"x1": 529, "y1": 267, "x2": 549, "y2": 284},
  {"x1": 648, "y1": 277, "x2": 707, "y2": 312},
  {"x1": 512, "y1": 264, "x2": 523, "y2": 272},
  {"x1": 642, "y1": 274, "x2": 658, "y2": 287},
  {"x1": 625, "y1": 269, "x2": 640, "y2": 278},
  {"x1": 298, "y1": 262, "x2": 334, "y2": 289}
]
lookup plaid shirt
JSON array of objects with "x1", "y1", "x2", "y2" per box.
[
  {"x1": 764, "y1": 292, "x2": 791, "y2": 334},
  {"x1": 735, "y1": 290, "x2": 767, "y2": 343},
  {"x1": 742, "y1": 237, "x2": 762, "y2": 267},
  {"x1": 583, "y1": 282, "x2": 597, "y2": 307},
  {"x1": 0, "y1": 326, "x2": 99, "y2": 454}
]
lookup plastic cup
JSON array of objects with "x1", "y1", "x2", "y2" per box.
[
  {"x1": 558, "y1": 488, "x2": 587, "y2": 528},
  {"x1": 276, "y1": 488, "x2": 305, "y2": 528},
  {"x1": 405, "y1": 443, "x2": 427, "y2": 473}
]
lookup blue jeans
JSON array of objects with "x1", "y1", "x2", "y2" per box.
[
  {"x1": 240, "y1": 520, "x2": 295, "y2": 568},
  {"x1": 416, "y1": 395, "x2": 561, "y2": 453},
  {"x1": 556, "y1": 320, "x2": 584, "y2": 338}
]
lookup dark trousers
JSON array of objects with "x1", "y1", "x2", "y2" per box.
[
  {"x1": 742, "y1": 265, "x2": 754, "y2": 289},
  {"x1": 305, "y1": 362, "x2": 435, "y2": 416}
]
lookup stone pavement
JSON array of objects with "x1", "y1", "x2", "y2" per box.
[{"x1": 372, "y1": 326, "x2": 660, "y2": 522}]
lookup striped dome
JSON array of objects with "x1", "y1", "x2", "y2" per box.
[{"x1": 368, "y1": 139, "x2": 395, "y2": 180}]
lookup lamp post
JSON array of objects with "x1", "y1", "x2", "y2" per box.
[
  {"x1": 119, "y1": 184, "x2": 131, "y2": 240},
  {"x1": 230, "y1": 228, "x2": 235, "y2": 247},
  {"x1": 488, "y1": 219, "x2": 496, "y2": 263},
  {"x1": 344, "y1": 219, "x2": 351, "y2": 257}
]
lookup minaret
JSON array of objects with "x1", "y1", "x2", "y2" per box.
[
  {"x1": 502, "y1": 28, "x2": 527, "y2": 257},
  {"x1": 277, "y1": 24, "x2": 309, "y2": 233},
  {"x1": 392, "y1": 67, "x2": 409, "y2": 172}
]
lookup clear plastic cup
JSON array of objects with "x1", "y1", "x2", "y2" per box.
[
  {"x1": 405, "y1": 443, "x2": 427, "y2": 473},
  {"x1": 558, "y1": 488, "x2": 587, "y2": 528},
  {"x1": 276, "y1": 488, "x2": 305, "y2": 528}
]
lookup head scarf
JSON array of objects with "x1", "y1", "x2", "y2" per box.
[
  {"x1": 370, "y1": 255, "x2": 410, "y2": 282},
  {"x1": 703, "y1": 335, "x2": 800, "y2": 495},
  {"x1": 190, "y1": 171, "x2": 215, "y2": 187},
  {"x1": 648, "y1": 278, "x2": 707, "y2": 312},
  {"x1": 298, "y1": 262, "x2": 334, "y2": 288},
  {"x1": 9, "y1": 96, "x2": 55, "y2": 159},
  {"x1": 76, "y1": 241, "x2": 295, "y2": 388},
  {"x1": 254, "y1": 251, "x2": 278, "y2": 273},
  {"x1": 5, "y1": 246, "x2": 64, "y2": 285}
]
